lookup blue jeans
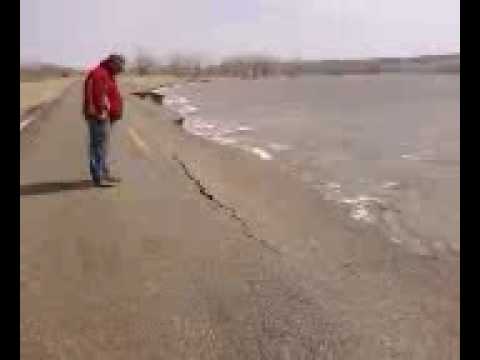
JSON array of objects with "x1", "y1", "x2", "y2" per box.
[{"x1": 88, "y1": 119, "x2": 111, "y2": 183}]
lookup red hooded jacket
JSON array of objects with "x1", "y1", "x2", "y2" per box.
[{"x1": 83, "y1": 61, "x2": 123, "y2": 121}]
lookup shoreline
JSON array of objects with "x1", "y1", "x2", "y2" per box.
[
  {"x1": 127, "y1": 80, "x2": 459, "y2": 259},
  {"x1": 142, "y1": 74, "x2": 459, "y2": 258},
  {"x1": 126, "y1": 89, "x2": 459, "y2": 355}
]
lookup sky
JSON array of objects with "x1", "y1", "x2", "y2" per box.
[{"x1": 20, "y1": 0, "x2": 460, "y2": 68}]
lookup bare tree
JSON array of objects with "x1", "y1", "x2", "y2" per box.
[
  {"x1": 218, "y1": 54, "x2": 280, "y2": 79},
  {"x1": 134, "y1": 50, "x2": 156, "y2": 76},
  {"x1": 165, "y1": 53, "x2": 205, "y2": 78}
]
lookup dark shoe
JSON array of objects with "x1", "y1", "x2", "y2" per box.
[
  {"x1": 104, "y1": 175, "x2": 122, "y2": 183},
  {"x1": 93, "y1": 178, "x2": 115, "y2": 188}
]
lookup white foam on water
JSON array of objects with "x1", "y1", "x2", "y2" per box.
[
  {"x1": 188, "y1": 119, "x2": 217, "y2": 137},
  {"x1": 180, "y1": 105, "x2": 198, "y2": 115},
  {"x1": 218, "y1": 128, "x2": 238, "y2": 136},
  {"x1": 339, "y1": 195, "x2": 384, "y2": 223},
  {"x1": 190, "y1": 129, "x2": 210, "y2": 136},
  {"x1": 417, "y1": 148, "x2": 436, "y2": 161},
  {"x1": 401, "y1": 154, "x2": 420, "y2": 160},
  {"x1": 187, "y1": 117, "x2": 241, "y2": 141},
  {"x1": 195, "y1": 123, "x2": 215, "y2": 130},
  {"x1": 237, "y1": 126, "x2": 253, "y2": 132},
  {"x1": 164, "y1": 94, "x2": 189, "y2": 106},
  {"x1": 326, "y1": 182, "x2": 341, "y2": 190},
  {"x1": 166, "y1": 95, "x2": 189, "y2": 105},
  {"x1": 211, "y1": 137, "x2": 238, "y2": 146},
  {"x1": 311, "y1": 181, "x2": 344, "y2": 201},
  {"x1": 20, "y1": 116, "x2": 35, "y2": 131},
  {"x1": 215, "y1": 126, "x2": 254, "y2": 136},
  {"x1": 390, "y1": 237, "x2": 402, "y2": 244},
  {"x1": 357, "y1": 195, "x2": 383, "y2": 204},
  {"x1": 247, "y1": 147, "x2": 273, "y2": 160},
  {"x1": 268, "y1": 142, "x2": 291, "y2": 152},
  {"x1": 382, "y1": 181, "x2": 400, "y2": 190},
  {"x1": 351, "y1": 206, "x2": 374, "y2": 223}
]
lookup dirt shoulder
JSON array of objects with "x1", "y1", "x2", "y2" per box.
[{"x1": 20, "y1": 77, "x2": 80, "y2": 119}]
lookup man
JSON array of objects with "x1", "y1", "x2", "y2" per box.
[{"x1": 83, "y1": 54, "x2": 125, "y2": 187}]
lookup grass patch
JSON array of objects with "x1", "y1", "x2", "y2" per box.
[
  {"x1": 20, "y1": 77, "x2": 79, "y2": 116},
  {"x1": 119, "y1": 74, "x2": 180, "y2": 93}
]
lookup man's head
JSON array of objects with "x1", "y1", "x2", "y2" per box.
[{"x1": 106, "y1": 54, "x2": 126, "y2": 74}]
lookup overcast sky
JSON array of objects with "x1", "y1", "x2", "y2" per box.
[{"x1": 21, "y1": 0, "x2": 460, "y2": 67}]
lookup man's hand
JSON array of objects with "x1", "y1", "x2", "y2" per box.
[{"x1": 99, "y1": 109, "x2": 109, "y2": 120}]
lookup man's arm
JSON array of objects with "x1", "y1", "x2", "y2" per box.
[
  {"x1": 91, "y1": 72, "x2": 109, "y2": 119},
  {"x1": 85, "y1": 76, "x2": 96, "y2": 117}
]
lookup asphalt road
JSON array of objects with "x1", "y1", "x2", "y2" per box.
[{"x1": 20, "y1": 82, "x2": 459, "y2": 359}]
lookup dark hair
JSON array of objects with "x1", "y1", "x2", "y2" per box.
[{"x1": 108, "y1": 54, "x2": 126, "y2": 66}]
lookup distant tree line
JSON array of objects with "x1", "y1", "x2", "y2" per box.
[
  {"x1": 129, "y1": 51, "x2": 302, "y2": 79},
  {"x1": 20, "y1": 63, "x2": 80, "y2": 82},
  {"x1": 127, "y1": 51, "x2": 459, "y2": 78}
]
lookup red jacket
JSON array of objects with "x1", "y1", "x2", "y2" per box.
[{"x1": 83, "y1": 61, "x2": 123, "y2": 121}]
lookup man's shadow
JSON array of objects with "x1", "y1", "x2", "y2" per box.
[{"x1": 20, "y1": 180, "x2": 96, "y2": 196}]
